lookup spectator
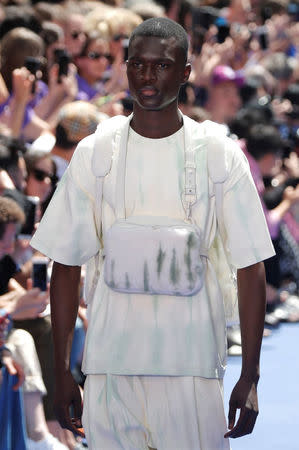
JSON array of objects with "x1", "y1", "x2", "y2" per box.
[
  {"x1": 205, "y1": 65, "x2": 243, "y2": 126},
  {"x1": 50, "y1": 101, "x2": 101, "y2": 179}
]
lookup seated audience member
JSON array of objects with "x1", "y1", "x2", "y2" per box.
[
  {"x1": 74, "y1": 32, "x2": 112, "y2": 101},
  {"x1": 56, "y1": 9, "x2": 86, "y2": 58},
  {"x1": 50, "y1": 101, "x2": 101, "y2": 179},
  {"x1": 0, "y1": 27, "x2": 49, "y2": 140},
  {"x1": 0, "y1": 137, "x2": 73, "y2": 447},
  {"x1": 40, "y1": 21, "x2": 65, "y2": 78},
  {"x1": 0, "y1": 4, "x2": 42, "y2": 40},
  {"x1": 205, "y1": 65, "x2": 243, "y2": 127},
  {"x1": 24, "y1": 150, "x2": 57, "y2": 214},
  {"x1": 0, "y1": 196, "x2": 68, "y2": 449},
  {"x1": 0, "y1": 27, "x2": 78, "y2": 143},
  {"x1": 242, "y1": 124, "x2": 299, "y2": 321}
]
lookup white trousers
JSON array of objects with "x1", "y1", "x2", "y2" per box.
[{"x1": 82, "y1": 374, "x2": 230, "y2": 450}]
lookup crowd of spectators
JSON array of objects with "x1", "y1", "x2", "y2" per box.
[{"x1": 0, "y1": 0, "x2": 298, "y2": 449}]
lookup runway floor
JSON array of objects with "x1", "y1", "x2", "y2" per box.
[{"x1": 224, "y1": 322, "x2": 299, "y2": 450}]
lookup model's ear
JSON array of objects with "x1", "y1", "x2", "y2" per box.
[{"x1": 182, "y1": 63, "x2": 191, "y2": 84}]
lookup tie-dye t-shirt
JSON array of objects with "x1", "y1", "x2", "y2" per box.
[{"x1": 31, "y1": 120, "x2": 275, "y2": 378}]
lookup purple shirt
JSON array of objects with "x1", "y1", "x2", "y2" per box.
[
  {"x1": 0, "y1": 80, "x2": 48, "y2": 129},
  {"x1": 75, "y1": 74, "x2": 105, "y2": 101}
]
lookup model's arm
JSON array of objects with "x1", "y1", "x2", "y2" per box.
[
  {"x1": 225, "y1": 261, "x2": 266, "y2": 439},
  {"x1": 50, "y1": 262, "x2": 84, "y2": 437}
]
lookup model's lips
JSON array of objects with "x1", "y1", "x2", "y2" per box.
[{"x1": 139, "y1": 87, "x2": 158, "y2": 97}]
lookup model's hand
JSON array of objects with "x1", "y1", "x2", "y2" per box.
[
  {"x1": 54, "y1": 370, "x2": 85, "y2": 437},
  {"x1": 225, "y1": 376, "x2": 259, "y2": 439}
]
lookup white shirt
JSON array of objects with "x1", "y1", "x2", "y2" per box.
[{"x1": 31, "y1": 118, "x2": 275, "y2": 378}]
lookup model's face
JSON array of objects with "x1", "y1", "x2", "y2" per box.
[
  {"x1": 126, "y1": 36, "x2": 190, "y2": 111},
  {"x1": 0, "y1": 223, "x2": 17, "y2": 259}
]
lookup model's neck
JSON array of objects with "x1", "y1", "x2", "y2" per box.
[{"x1": 130, "y1": 106, "x2": 182, "y2": 139}]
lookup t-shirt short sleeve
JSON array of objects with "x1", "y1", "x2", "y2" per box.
[
  {"x1": 30, "y1": 135, "x2": 100, "y2": 266},
  {"x1": 220, "y1": 137, "x2": 275, "y2": 269}
]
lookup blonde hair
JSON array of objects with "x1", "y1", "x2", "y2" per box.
[{"x1": 84, "y1": 7, "x2": 142, "y2": 39}]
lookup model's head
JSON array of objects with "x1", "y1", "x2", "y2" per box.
[
  {"x1": 127, "y1": 18, "x2": 190, "y2": 112},
  {"x1": 129, "y1": 17, "x2": 188, "y2": 65}
]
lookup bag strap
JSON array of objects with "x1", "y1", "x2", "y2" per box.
[{"x1": 114, "y1": 111, "x2": 200, "y2": 222}]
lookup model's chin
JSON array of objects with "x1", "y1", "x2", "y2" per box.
[{"x1": 135, "y1": 96, "x2": 165, "y2": 111}]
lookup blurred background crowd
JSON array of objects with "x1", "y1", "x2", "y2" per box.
[{"x1": 0, "y1": 0, "x2": 298, "y2": 449}]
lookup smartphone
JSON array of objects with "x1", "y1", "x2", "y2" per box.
[
  {"x1": 217, "y1": 23, "x2": 230, "y2": 43},
  {"x1": 122, "y1": 38, "x2": 129, "y2": 62},
  {"x1": 54, "y1": 49, "x2": 71, "y2": 82},
  {"x1": 19, "y1": 196, "x2": 39, "y2": 240},
  {"x1": 25, "y1": 56, "x2": 41, "y2": 94},
  {"x1": 192, "y1": 6, "x2": 219, "y2": 31},
  {"x1": 257, "y1": 26, "x2": 269, "y2": 50},
  {"x1": 32, "y1": 256, "x2": 48, "y2": 291}
]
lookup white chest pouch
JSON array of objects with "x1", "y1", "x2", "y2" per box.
[{"x1": 102, "y1": 114, "x2": 208, "y2": 297}]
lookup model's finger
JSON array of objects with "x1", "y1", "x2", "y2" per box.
[
  {"x1": 225, "y1": 408, "x2": 258, "y2": 438},
  {"x1": 227, "y1": 403, "x2": 237, "y2": 429}
]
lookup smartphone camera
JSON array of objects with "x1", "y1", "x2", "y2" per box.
[
  {"x1": 257, "y1": 26, "x2": 269, "y2": 51},
  {"x1": 24, "y1": 56, "x2": 41, "y2": 94},
  {"x1": 191, "y1": 6, "x2": 219, "y2": 31},
  {"x1": 32, "y1": 256, "x2": 49, "y2": 291},
  {"x1": 19, "y1": 195, "x2": 40, "y2": 240},
  {"x1": 122, "y1": 39, "x2": 129, "y2": 62},
  {"x1": 54, "y1": 49, "x2": 71, "y2": 83},
  {"x1": 215, "y1": 18, "x2": 230, "y2": 44}
]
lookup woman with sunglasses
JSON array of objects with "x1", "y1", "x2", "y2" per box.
[
  {"x1": 24, "y1": 151, "x2": 57, "y2": 215},
  {"x1": 74, "y1": 32, "x2": 112, "y2": 102}
]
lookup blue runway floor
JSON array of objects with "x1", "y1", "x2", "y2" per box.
[{"x1": 224, "y1": 323, "x2": 299, "y2": 450}]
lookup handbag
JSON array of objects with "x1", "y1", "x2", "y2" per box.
[{"x1": 102, "y1": 114, "x2": 209, "y2": 296}]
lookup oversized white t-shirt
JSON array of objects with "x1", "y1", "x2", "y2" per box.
[{"x1": 31, "y1": 119, "x2": 275, "y2": 379}]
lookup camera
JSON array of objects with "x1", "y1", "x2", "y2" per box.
[{"x1": 32, "y1": 256, "x2": 49, "y2": 291}]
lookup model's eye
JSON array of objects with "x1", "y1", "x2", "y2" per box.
[
  {"x1": 157, "y1": 63, "x2": 169, "y2": 69},
  {"x1": 131, "y1": 61, "x2": 142, "y2": 69}
]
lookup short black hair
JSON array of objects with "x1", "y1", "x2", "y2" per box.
[
  {"x1": 55, "y1": 124, "x2": 77, "y2": 150},
  {"x1": 129, "y1": 17, "x2": 189, "y2": 63},
  {"x1": 0, "y1": 135, "x2": 26, "y2": 172},
  {"x1": 246, "y1": 124, "x2": 283, "y2": 160}
]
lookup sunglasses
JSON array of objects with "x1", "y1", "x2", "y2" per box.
[
  {"x1": 32, "y1": 168, "x2": 57, "y2": 184},
  {"x1": 113, "y1": 33, "x2": 128, "y2": 42},
  {"x1": 86, "y1": 51, "x2": 112, "y2": 62}
]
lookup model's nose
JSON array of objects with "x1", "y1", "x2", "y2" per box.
[{"x1": 142, "y1": 64, "x2": 155, "y2": 81}]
